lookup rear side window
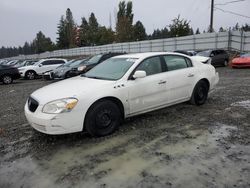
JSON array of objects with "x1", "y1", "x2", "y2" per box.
[
  {"x1": 136, "y1": 56, "x2": 162, "y2": 76},
  {"x1": 41, "y1": 60, "x2": 52, "y2": 65},
  {"x1": 52, "y1": 60, "x2": 65, "y2": 65},
  {"x1": 164, "y1": 55, "x2": 190, "y2": 71}
]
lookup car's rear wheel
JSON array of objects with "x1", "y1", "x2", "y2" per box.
[
  {"x1": 190, "y1": 80, "x2": 209, "y2": 105},
  {"x1": 85, "y1": 100, "x2": 121, "y2": 137},
  {"x1": 25, "y1": 70, "x2": 36, "y2": 80},
  {"x1": 2, "y1": 75, "x2": 13, "y2": 84}
]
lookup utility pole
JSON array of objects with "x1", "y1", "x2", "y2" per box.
[{"x1": 210, "y1": 0, "x2": 214, "y2": 32}]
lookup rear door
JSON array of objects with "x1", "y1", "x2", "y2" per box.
[
  {"x1": 163, "y1": 55, "x2": 198, "y2": 103},
  {"x1": 37, "y1": 60, "x2": 65, "y2": 74}
]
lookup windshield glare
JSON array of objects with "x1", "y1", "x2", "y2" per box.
[
  {"x1": 84, "y1": 58, "x2": 137, "y2": 80},
  {"x1": 87, "y1": 55, "x2": 102, "y2": 64}
]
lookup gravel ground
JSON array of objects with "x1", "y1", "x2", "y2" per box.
[{"x1": 0, "y1": 67, "x2": 250, "y2": 188}]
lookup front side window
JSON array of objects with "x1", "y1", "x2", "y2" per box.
[
  {"x1": 164, "y1": 55, "x2": 189, "y2": 71},
  {"x1": 136, "y1": 56, "x2": 162, "y2": 76}
]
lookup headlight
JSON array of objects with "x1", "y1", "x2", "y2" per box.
[
  {"x1": 42, "y1": 98, "x2": 78, "y2": 114},
  {"x1": 78, "y1": 65, "x2": 86, "y2": 71}
]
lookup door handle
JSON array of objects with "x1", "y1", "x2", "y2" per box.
[
  {"x1": 187, "y1": 73, "x2": 194, "y2": 77},
  {"x1": 158, "y1": 80, "x2": 166, "y2": 84}
]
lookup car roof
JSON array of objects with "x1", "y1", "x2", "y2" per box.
[{"x1": 112, "y1": 52, "x2": 190, "y2": 59}]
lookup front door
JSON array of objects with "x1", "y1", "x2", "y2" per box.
[{"x1": 127, "y1": 56, "x2": 167, "y2": 114}]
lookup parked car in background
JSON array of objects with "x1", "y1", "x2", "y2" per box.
[
  {"x1": 15, "y1": 60, "x2": 37, "y2": 68},
  {"x1": 231, "y1": 53, "x2": 250, "y2": 68},
  {"x1": 18, "y1": 58, "x2": 67, "y2": 80},
  {"x1": 196, "y1": 49, "x2": 229, "y2": 66},
  {"x1": 68, "y1": 52, "x2": 125, "y2": 77},
  {"x1": 174, "y1": 50, "x2": 197, "y2": 56},
  {"x1": 50, "y1": 58, "x2": 88, "y2": 80},
  {"x1": 0, "y1": 64, "x2": 20, "y2": 84},
  {"x1": 42, "y1": 59, "x2": 79, "y2": 80},
  {"x1": 25, "y1": 52, "x2": 219, "y2": 137}
]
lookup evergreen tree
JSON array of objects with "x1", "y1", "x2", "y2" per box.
[
  {"x1": 88, "y1": 13, "x2": 100, "y2": 45},
  {"x1": 169, "y1": 15, "x2": 192, "y2": 37},
  {"x1": 65, "y1": 8, "x2": 77, "y2": 48},
  {"x1": 99, "y1": 27, "x2": 115, "y2": 45},
  {"x1": 195, "y1": 28, "x2": 200, "y2": 34},
  {"x1": 133, "y1": 21, "x2": 147, "y2": 41},
  {"x1": 56, "y1": 16, "x2": 67, "y2": 48},
  {"x1": 32, "y1": 31, "x2": 55, "y2": 53},
  {"x1": 116, "y1": 1, "x2": 134, "y2": 42},
  {"x1": 79, "y1": 17, "x2": 90, "y2": 46}
]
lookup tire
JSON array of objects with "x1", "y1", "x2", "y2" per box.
[
  {"x1": 64, "y1": 72, "x2": 70, "y2": 79},
  {"x1": 190, "y1": 80, "x2": 209, "y2": 106},
  {"x1": 223, "y1": 60, "x2": 228, "y2": 67},
  {"x1": 25, "y1": 70, "x2": 36, "y2": 80},
  {"x1": 2, "y1": 75, "x2": 13, "y2": 84},
  {"x1": 85, "y1": 100, "x2": 121, "y2": 137}
]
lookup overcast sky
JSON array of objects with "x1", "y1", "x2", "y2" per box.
[{"x1": 0, "y1": 0, "x2": 249, "y2": 47}]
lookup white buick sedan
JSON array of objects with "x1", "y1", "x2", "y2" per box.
[{"x1": 25, "y1": 52, "x2": 219, "y2": 136}]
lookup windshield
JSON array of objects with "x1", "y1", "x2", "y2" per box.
[
  {"x1": 70, "y1": 59, "x2": 86, "y2": 67},
  {"x1": 34, "y1": 60, "x2": 42, "y2": 66},
  {"x1": 84, "y1": 58, "x2": 137, "y2": 80},
  {"x1": 87, "y1": 55, "x2": 102, "y2": 65},
  {"x1": 240, "y1": 53, "x2": 250, "y2": 57},
  {"x1": 196, "y1": 50, "x2": 211, "y2": 57}
]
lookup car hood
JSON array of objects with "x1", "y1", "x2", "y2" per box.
[
  {"x1": 54, "y1": 66, "x2": 71, "y2": 73},
  {"x1": 30, "y1": 76, "x2": 116, "y2": 105}
]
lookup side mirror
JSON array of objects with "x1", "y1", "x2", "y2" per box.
[
  {"x1": 38, "y1": 64, "x2": 43, "y2": 67},
  {"x1": 210, "y1": 53, "x2": 215, "y2": 57},
  {"x1": 133, "y1": 70, "x2": 146, "y2": 79}
]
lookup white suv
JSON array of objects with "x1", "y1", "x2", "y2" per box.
[{"x1": 18, "y1": 58, "x2": 67, "y2": 79}]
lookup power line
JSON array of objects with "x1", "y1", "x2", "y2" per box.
[
  {"x1": 215, "y1": 0, "x2": 246, "y2": 6},
  {"x1": 214, "y1": 7, "x2": 250, "y2": 19}
]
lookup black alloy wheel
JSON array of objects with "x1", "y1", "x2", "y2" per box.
[
  {"x1": 2, "y1": 75, "x2": 13, "y2": 84},
  {"x1": 190, "y1": 80, "x2": 209, "y2": 105},
  {"x1": 85, "y1": 100, "x2": 121, "y2": 137}
]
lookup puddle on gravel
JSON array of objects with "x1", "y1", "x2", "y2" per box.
[
  {"x1": 231, "y1": 100, "x2": 250, "y2": 110},
  {"x1": 1, "y1": 124, "x2": 249, "y2": 188}
]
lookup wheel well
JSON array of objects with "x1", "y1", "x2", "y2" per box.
[
  {"x1": 25, "y1": 70, "x2": 37, "y2": 75},
  {"x1": 0, "y1": 74, "x2": 12, "y2": 80},
  {"x1": 83, "y1": 97, "x2": 125, "y2": 131},
  {"x1": 200, "y1": 78, "x2": 210, "y2": 90},
  {"x1": 91, "y1": 97, "x2": 124, "y2": 118}
]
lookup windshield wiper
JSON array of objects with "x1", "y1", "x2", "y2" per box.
[{"x1": 81, "y1": 74, "x2": 115, "y2": 81}]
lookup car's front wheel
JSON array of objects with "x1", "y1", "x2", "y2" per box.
[
  {"x1": 25, "y1": 70, "x2": 36, "y2": 80},
  {"x1": 2, "y1": 75, "x2": 13, "y2": 84},
  {"x1": 85, "y1": 100, "x2": 121, "y2": 137},
  {"x1": 190, "y1": 80, "x2": 209, "y2": 105}
]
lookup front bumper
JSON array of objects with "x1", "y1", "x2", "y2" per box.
[
  {"x1": 25, "y1": 101, "x2": 84, "y2": 135},
  {"x1": 232, "y1": 63, "x2": 250, "y2": 68}
]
